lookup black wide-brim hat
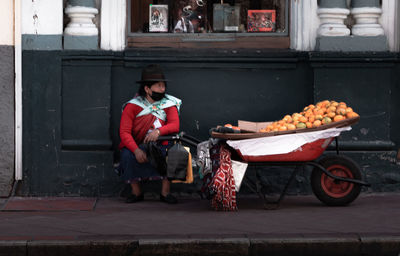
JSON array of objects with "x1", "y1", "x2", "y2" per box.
[{"x1": 136, "y1": 64, "x2": 169, "y2": 83}]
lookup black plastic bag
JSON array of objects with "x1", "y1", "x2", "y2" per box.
[
  {"x1": 167, "y1": 142, "x2": 189, "y2": 181},
  {"x1": 146, "y1": 142, "x2": 167, "y2": 176}
]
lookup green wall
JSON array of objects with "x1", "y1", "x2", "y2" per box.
[{"x1": 21, "y1": 49, "x2": 400, "y2": 196}]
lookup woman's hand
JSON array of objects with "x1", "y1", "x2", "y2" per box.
[
  {"x1": 134, "y1": 148, "x2": 148, "y2": 163},
  {"x1": 144, "y1": 129, "x2": 160, "y2": 143}
]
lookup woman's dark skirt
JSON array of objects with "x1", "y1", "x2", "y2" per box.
[{"x1": 117, "y1": 143, "x2": 169, "y2": 184}]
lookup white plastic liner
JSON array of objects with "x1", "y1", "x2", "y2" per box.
[{"x1": 227, "y1": 126, "x2": 351, "y2": 157}]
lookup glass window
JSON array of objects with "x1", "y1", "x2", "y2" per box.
[
  {"x1": 130, "y1": 0, "x2": 287, "y2": 34},
  {"x1": 128, "y1": 0, "x2": 289, "y2": 48}
]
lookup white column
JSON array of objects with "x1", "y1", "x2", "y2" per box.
[
  {"x1": 351, "y1": 8, "x2": 384, "y2": 36},
  {"x1": 317, "y1": 8, "x2": 350, "y2": 36},
  {"x1": 290, "y1": 0, "x2": 319, "y2": 51},
  {"x1": 380, "y1": 0, "x2": 400, "y2": 51},
  {"x1": 100, "y1": 0, "x2": 126, "y2": 51},
  {"x1": 64, "y1": 5, "x2": 98, "y2": 36}
]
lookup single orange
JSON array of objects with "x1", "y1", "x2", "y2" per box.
[
  {"x1": 346, "y1": 112, "x2": 359, "y2": 118},
  {"x1": 287, "y1": 124, "x2": 296, "y2": 130},
  {"x1": 333, "y1": 115, "x2": 345, "y2": 122},
  {"x1": 328, "y1": 106, "x2": 336, "y2": 112},
  {"x1": 322, "y1": 117, "x2": 332, "y2": 125},
  {"x1": 313, "y1": 120, "x2": 322, "y2": 127},
  {"x1": 283, "y1": 115, "x2": 293, "y2": 123},
  {"x1": 336, "y1": 108, "x2": 346, "y2": 116},
  {"x1": 279, "y1": 126, "x2": 288, "y2": 131},
  {"x1": 299, "y1": 116, "x2": 308, "y2": 123},
  {"x1": 327, "y1": 112, "x2": 336, "y2": 118}
]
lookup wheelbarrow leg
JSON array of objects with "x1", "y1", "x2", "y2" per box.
[
  {"x1": 264, "y1": 165, "x2": 302, "y2": 210},
  {"x1": 242, "y1": 174, "x2": 266, "y2": 203}
]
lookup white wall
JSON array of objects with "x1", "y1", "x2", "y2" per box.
[
  {"x1": 22, "y1": 0, "x2": 63, "y2": 35},
  {"x1": 0, "y1": 0, "x2": 14, "y2": 45}
]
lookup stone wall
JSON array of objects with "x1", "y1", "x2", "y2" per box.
[{"x1": 0, "y1": 46, "x2": 15, "y2": 197}]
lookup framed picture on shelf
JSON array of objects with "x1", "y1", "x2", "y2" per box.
[
  {"x1": 149, "y1": 4, "x2": 168, "y2": 32},
  {"x1": 247, "y1": 10, "x2": 276, "y2": 32},
  {"x1": 213, "y1": 4, "x2": 240, "y2": 32},
  {"x1": 173, "y1": 0, "x2": 207, "y2": 33}
]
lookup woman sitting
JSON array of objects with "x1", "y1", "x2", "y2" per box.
[{"x1": 118, "y1": 64, "x2": 181, "y2": 204}]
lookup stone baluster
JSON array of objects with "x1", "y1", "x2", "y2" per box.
[
  {"x1": 351, "y1": 0, "x2": 384, "y2": 36},
  {"x1": 317, "y1": 0, "x2": 350, "y2": 36},
  {"x1": 64, "y1": 0, "x2": 98, "y2": 50}
]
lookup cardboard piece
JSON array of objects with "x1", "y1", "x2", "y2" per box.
[{"x1": 238, "y1": 120, "x2": 271, "y2": 132}]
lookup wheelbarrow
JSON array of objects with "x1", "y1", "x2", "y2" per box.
[{"x1": 159, "y1": 116, "x2": 370, "y2": 209}]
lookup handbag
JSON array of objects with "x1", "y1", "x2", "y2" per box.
[
  {"x1": 166, "y1": 142, "x2": 189, "y2": 181},
  {"x1": 146, "y1": 142, "x2": 167, "y2": 176}
]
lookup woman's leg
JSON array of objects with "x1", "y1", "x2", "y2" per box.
[
  {"x1": 161, "y1": 179, "x2": 170, "y2": 197},
  {"x1": 160, "y1": 179, "x2": 177, "y2": 204},
  {"x1": 131, "y1": 182, "x2": 142, "y2": 196}
]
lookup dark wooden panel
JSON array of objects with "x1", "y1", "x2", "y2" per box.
[
  {"x1": 61, "y1": 61, "x2": 112, "y2": 148},
  {"x1": 22, "y1": 51, "x2": 63, "y2": 195}
]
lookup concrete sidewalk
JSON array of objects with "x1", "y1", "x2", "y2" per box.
[{"x1": 0, "y1": 193, "x2": 400, "y2": 256}]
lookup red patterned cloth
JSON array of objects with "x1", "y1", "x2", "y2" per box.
[{"x1": 210, "y1": 145, "x2": 237, "y2": 211}]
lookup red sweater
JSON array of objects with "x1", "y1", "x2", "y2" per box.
[{"x1": 119, "y1": 103, "x2": 180, "y2": 153}]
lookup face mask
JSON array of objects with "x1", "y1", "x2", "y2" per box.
[{"x1": 150, "y1": 91, "x2": 165, "y2": 101}]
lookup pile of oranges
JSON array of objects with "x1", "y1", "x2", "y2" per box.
[{"x1": 260, "y1": 100, "x2": 359, "y2": 133}]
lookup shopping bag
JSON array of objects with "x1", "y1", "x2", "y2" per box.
[
  {"x1": 172, "y1": 146, "x2": 193, "y2": 184},
  {"x1": 231, "y1": 160, "x2": 248, "y2": 192},
  {"x1": 166, "y1": 142, "x2": 189, "y2": 180}
]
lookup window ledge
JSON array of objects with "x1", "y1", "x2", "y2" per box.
[{"x1": 127, "y1": 34, "x2": 290, "y2": 49}]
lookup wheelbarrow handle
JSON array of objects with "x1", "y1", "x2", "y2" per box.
[{"x1": 158, "y1": 132, "x2": 200, "y2": 147}]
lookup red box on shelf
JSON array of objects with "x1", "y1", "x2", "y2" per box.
[{"x1": 247, "y1": 10, "x2": 276, "y2": 32}]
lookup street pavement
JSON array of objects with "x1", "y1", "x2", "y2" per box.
[{"x1": 0, "y1": 193, "x2": 399, "y2": 256}]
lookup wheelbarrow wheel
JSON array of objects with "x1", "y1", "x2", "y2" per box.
[{"x1": 311, "y1": 155, "x2": 362, "y2": 206}]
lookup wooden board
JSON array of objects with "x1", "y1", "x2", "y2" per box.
[{"x1": 211, "y1": 116, "x2": 360, "y2": 140}]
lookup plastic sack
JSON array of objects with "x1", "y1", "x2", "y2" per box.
[
  {"x1": 167, "y1": 142, "x2": 189, "y2": 181},
  {"x1": 172, "y1": 146, "x2": 194, "y2": 184},
  {"x1": 231, "y1": 160, "x2": 248, "y2": 192}
]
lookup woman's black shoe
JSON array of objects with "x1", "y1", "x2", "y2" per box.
[
  {"x1": 160, "y1": 194, "x2": 177, "y2": 204},
  {"x1": 125, "y1": 193, "x2": 144, "y2": 203}
]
